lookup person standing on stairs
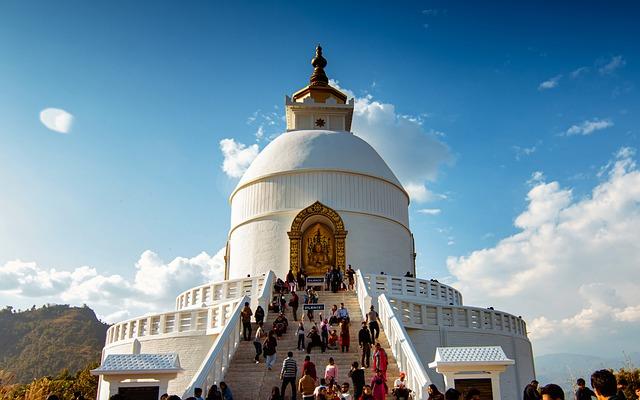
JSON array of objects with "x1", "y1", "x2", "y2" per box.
[
  {"x1": 290, "y1": 291, "x2": 299, "y2": 321},
  {"x1": 302, "y1": 355, "x2": 317, "y2": 381},
  {"x1": 339, "y1": 320, "x2": 350, "y2": 352},
  {"x1": 349, "y1": 362, "x2": 365, "y2": 400},
  {"x1": 346, "y1": 265, "x2": 355, "y2": 291},
  {"x1": 280, "y1": 351, "x2": 298, "y2": 400},
  {"x1": 254, "y1": 321, "x2": 266, "y2": 363},
  {"x1": 255, "y1": 305, "x2": 265, "y2": 325},
  {"x1": 372, "y1": 343, "x2": 388, "y2": 381},
  {"x1": 358, "y1": 321, "x2": 373, "y2": 368},
  {"x1": 324, "y1": 357, "x2": 338, "y2": 386},
  {"x1": 371, "y1": 369, "x2": 388, "y2": 400},
  {"x1": 299, "y1": 369, "x2": 316, "y2": 400},
  {"x1": 366, "y1": 306, "x2": 380, "y2": 340},
  {"x1": 263, "y1": 330, "x2": 278, "y2": 370},
  {"x1": 240, "y1": 302, "x2": 253, "y2": 341},
  {"x1": 297, "y1": 321, "x2": 306, "y2": 351}
]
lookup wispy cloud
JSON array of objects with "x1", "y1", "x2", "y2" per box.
[
  {"x1": 538, "y1": 75, "x2": 562, "y2": 90},
  {"x1": 417, "y1": 208, "x2": 441, "y2": 215},
  {"x1": 566, "y1": 118, "x2": 614, "y2": 136},
  {"x1": 512, "y1": 144, "x2": 538, "y2": 161},
  {"x1": 39, "y1": 108, "x2": 74, "y2": 134},
  {"x1": 570, "y1": 66, "x2": 589, "y2": 79},
  {"x1": 599, "y1": 55, "x2": 626, "y2": 75}
]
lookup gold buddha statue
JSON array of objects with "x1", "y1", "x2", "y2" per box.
[{"x1": 304, "y1": 225, "x2": 334, "y2": 275}]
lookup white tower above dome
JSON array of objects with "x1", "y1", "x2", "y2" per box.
[{"x1": 285, "y1": 45, "x2": 355, "y2": 132}]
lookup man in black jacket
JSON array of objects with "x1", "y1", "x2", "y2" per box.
[
  {"x1": 524, "y1": 380, "x2": 541, "y2": 400},
  {"x1": 349, "y1": 361, "x2": 366, "y2": 400},
  {"x1": 358, "y1": 321, "x2": 373, "y2": 368}
]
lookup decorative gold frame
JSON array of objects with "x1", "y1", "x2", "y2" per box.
[{"x1": 288, "y1": 201, "x2": 347, "y2": 277}]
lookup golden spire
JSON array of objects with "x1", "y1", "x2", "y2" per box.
[{"x1": 309, "y1": 45, "x2": 329, "y2": 86}]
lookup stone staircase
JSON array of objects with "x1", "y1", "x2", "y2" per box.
[{"x1": 224, "y1": 290, "x2": 400, "y2": 399}]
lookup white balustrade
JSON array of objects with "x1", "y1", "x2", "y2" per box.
[
  {"x1": 106, "y1": 272, "x2": 275, "y2": 346},
  {"x1": 364, "y1": 273, "x2": 463, "y2": 306},
  {"x1": 386, "y1": 297, "x2": 527, "y2": 337},
  {"x1": 181, "y1": 295, "x2": 247, "y2": 399},
  {"x1": 175, "y1": 272, "x2": 274, "y2": 310}
]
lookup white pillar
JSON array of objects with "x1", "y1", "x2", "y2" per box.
[{"x1": 491, "y1": 373, "x2": 501, "y2": 400}]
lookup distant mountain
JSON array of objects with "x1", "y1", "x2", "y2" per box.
[
  {"x1": 535, "y1": 352, "x2": 640, "y2": 392},
  {"x1": 0, "y1": 304, "x2": 109, "y2": 383}
]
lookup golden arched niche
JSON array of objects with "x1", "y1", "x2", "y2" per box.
[{"x1": 287, "y1": 201, "x2": 347, "y2": 277}]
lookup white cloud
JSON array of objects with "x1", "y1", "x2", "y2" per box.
[
  {"x1": 404, "y1": 182, "x2": 447, "y2": 203},
  {"x1": 219, "y1": 138, "x2": 259, "y2": 178},
  {"x1": 39, "y1": 108, "x2": 74, "y2": 134},
  {"x1": 599, "y1": 55, "x2": 626, "y2": 75},
  {"x1": 417, "y1": 208, "x2": 441, "y2": 215},
  {"x1": 538, "y1": 75, "x2": 562, "y2": 90},
  {"x1": 566, "y1": 118, "x2": 614, "y2": 136},
  {"x1": 447, "y1": 148, "x2": 640, "y2": 354},
  {"x1": 0, "y1": 248, "x2": 226, "y2": 323},
  {"x1": 330, "y1": 80, "x2": 453, "y2": 203},
  {"x1": 570, "y1": 66, "x2": 589, "y2": 79}
]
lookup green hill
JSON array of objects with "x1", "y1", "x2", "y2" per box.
[{"x1": 0, "y1": 304, "x2": 109, "y2": 383}]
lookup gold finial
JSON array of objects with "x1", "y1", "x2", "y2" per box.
[{"x1": 310, "y1": 44, "x2": 328, "y2": 86}]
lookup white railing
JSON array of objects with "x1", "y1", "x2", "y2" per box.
[
  {"x1": 378, "y1": 294, "x2": 431, "y2": 400},
  {"x1": 105, "y1": 297, "x2": 243, "y2": 345},
  {"x1": 363, "y1": 274, "x2": 463, "y2": 306},
  {"x1": 355, "y1": 269, "x2": 373, "y2": 318},
  {"x1": 387, "y1": 297, "x2": 527, "y2": 338},
  {"x1": 355, "y1": 270, "x2": 430, "y2": 400},
  {"x1": 181, "y1": 295, "x2": 247, "y2": 399},
  {"x1": 175, "y1": 272, "x2": 275, "y2": 311},
  {"x1": 106, "y1": 272, "x2": 274, "y2": 346}
]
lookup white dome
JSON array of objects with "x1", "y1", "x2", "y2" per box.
[{"x1": 235, "y1": 130, "x2": 403, "y2": 190}]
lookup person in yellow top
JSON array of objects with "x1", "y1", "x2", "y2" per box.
[{"x1": 298, "y1": 370, "x2": 316, "y2": 400}]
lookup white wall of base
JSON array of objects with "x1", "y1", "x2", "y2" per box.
[
  {"x1": 227, "y1": 211, "x2": 414, "y2": 279},
  {"x1": 407, "y1": 328, "x2": 535, "y2": 400}
]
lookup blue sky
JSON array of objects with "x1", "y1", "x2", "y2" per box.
[{"x1": 1, "y1": 1, "x2": 639, "y2": 356}]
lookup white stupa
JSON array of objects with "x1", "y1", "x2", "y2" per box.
[{"x1": 93, "y1": 46, "x2": 535, "y2": 400}]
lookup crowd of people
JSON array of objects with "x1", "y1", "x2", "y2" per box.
[
  {"x1": 94, "y1": 268, "x2": 638, "y2": 400},
  {"x1": 522, "y1": 371, "x2": 635, "y2": 400}
]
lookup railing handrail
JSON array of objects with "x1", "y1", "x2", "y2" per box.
[
  {"x1": 387, "y1": 297, "x2": 528, "y2": 338},
  {"x1": 181, "y1": 295, "x2": 247, "y2": 399},
  {"x1": 355, "y1": 269, "x2": 372, "y2": 319},
  {"x1": 363, "y1": 273, "x2": 463, "y2": 306},
  {"x1": 378, "y1": 293, "x2": 431, "y2": 400},
  {"x1": 175, "y1": 272, "x2": 274, "y2": 310},
  {"x1": 105, "y1": 297, "x2": 243, "y2": 346}
]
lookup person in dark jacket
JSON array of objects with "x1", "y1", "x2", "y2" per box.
[
  {"x1": 591, "y1": 370, "x2": 617, "y2": 400},
  {"x1": 358, "y1": 321, "x2": 373, "y2": 368},
  {"x1": 524, "y1": 380, "x2": 541, "y2": 400},
  {"x1": 254, "y1": 305, "x2": 265, "y2": 324},
  {"x1": 349, "y1": 361, "x2": 366, "y2": 400},
  {"x1": 575, "y1": 378, "x2": 596, "y2": 400}
]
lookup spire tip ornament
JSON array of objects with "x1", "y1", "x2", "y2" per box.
[{"x1": 310, "y1": 44, "x2": 329, "y2": 86}]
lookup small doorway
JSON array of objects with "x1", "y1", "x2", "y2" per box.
[
  {"x1": 118, "y1": 386, "x2": 160, "y2": 400},
  {"x1": 455, "y1": 378, "x2": 493, "y2": 400}
]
